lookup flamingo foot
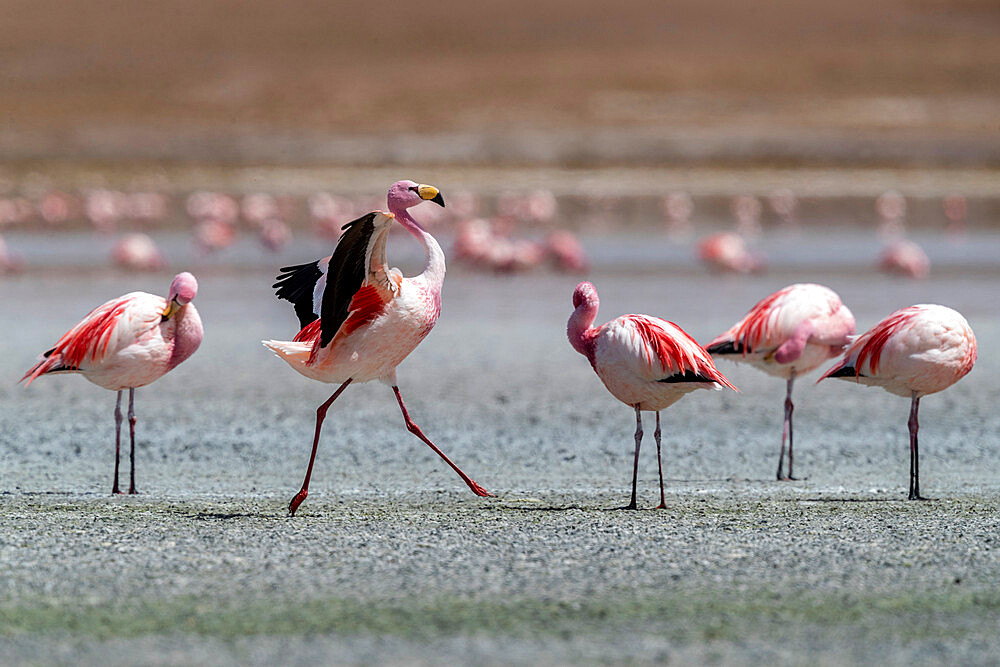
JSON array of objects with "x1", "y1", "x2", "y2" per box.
[
  {"x1": 288, "y1": 490, "x2": 308, "y2": 516},
  {"x1": 908, "y1": 493, "x2": 930, "y2": 501},
  {"x1": 654, "y1": 502, "x2": 668, "y2": 510},
  {"x1": 128, "y1": 488, "x2": 139, "y2": 495},
  {"x1": 467, "y1": 481, "x2": 495, "y2": 497},
  {"x1": 620, "y1": 502, "x2": 639, "y2": 511},
  {"x1": 112, "y1": 488, "x2": 124, "y2": 495}
]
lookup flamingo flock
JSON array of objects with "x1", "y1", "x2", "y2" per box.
[{"x1": 16, "y1": 180, "x2": 982, "y2": 508}]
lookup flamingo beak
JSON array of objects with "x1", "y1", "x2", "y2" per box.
[
  {"x1": 162, "y1": 298, "x2": 180, "y2": 320},
  {"x1": 417, "y1": 184, "x2": 445, "y2": 207}
]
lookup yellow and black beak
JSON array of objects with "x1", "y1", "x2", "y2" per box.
[
  {"x1": 417, "y1": 184, "x2": 446, "y2": 207},
  {"x1": 162, "y1": 298, "x2": 180, "y2": 320}
]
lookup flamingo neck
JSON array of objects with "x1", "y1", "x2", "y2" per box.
[
  {"x1": 390, "y1": 205, "x2": 446, "y2": 291},
  {"x1": 167, "y1": 304, "x2": 204, "y2": 371},
  {"x1": 567, "y1": 300, "x2": 599, "y2": 361}
]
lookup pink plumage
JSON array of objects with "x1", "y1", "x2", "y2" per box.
[
  {"x1": 707, "y1": 283, "x2": 855, "y2": 480},
  {"x1": 568, "y1": 281, "x2": 737, "y2": 509},
  {"x1": 21, "y1": 273, "x2": 203, "y2": 494},
  {"x1": 819, "y1": 304, "x2": 976, "y2": 499},
  {"x1": 265, "y1": 180, "x2": 492, "y2": 516}
]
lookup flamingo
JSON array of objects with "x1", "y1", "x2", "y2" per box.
[
  {"x1": 21, "y1": 273, "x2": 203, "y2": 494},
  {"x1": 879, "y1": 239, "x2": 930, "y2": 279},
  {"x1": 697, "y1": 232, "x2": 765, "y2": 274},
  {"x1": 567, "y1": 281, "x2": 738, "y2": 509},
  {"x1": 818, "y1": 305, "x2": 976, "y2": 500},
  {"x1": 264, "y1": 180, "x2": 493, "y2": 516},
  {"x1": 706, "y1": 284, "x2": 856, "y2": 480},
  {"x1": 111, "y1": 233, "x2": 166, "y2": 271}
]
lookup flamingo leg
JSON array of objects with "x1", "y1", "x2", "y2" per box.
[
  {"x1": 127, "y1": 388, "x2": 138, "y2": 494},
  {"x1": 654, "y1": 411, "x2": 666, "y2": 509},
  {"x1": 392, "y1": 386, "x2": 493, "y2": 497},
  {"x1": 626, "y1": 405, "x2": 642, "y2": 510},
  {"x1": 112, "y1": 390, "x2": 123, "y2": 495},
  {"x1": 908, "y1": 393, "x2": 924, "y2": 500},
  {"x1": 777, "y1": 371, "x2": 797, "y2": 481},
  {"x1": 289, "y1": 379, "x2": 352, "y2": 516}
]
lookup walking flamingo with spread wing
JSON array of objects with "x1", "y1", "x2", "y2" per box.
[
  {"x1": 567, "y1": 281, "x2": 737, "y2": 509},
  {"x1": 819, "y1": 304, "x2": 976, "y2": 499},
  {"x1": 265, "y1": 180, "x2": 493, "y2": 516},
  {"x1": 706, "y1": 284, "x2": 855, "y2": 480},
  {"x1": 21, "y1": 272, "x2": 203, "y2": 493}
]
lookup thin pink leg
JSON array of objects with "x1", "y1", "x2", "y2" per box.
[
  {"x1": 908, "y1": 393, "x2": 925, "y2": 500},
  {"x1": 289, "y1": 379, "x2": 352, "y2": 516},
  {"x1": 112, "y1": 390, "x2": 123, "y2": 495},
  {"x1": 127, "y1": 388, "x2": 138, "y2": 494},
  {"x1": 654, "y1": 411, "x2": 666, "y2": 509},
  {"x1": 626, "y1": 405, "x2": 642, "y2": 510},
  {"x1": 392, "y1": 386, "x2": 493, "y2": 497},
  {"x1": 777, "y1": 371, "x2": 797, "y2": 481}
]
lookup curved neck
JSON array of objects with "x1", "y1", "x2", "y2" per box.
[
  {"x1": 567, "y1": 300, "x2": 599, "y2": 361},
  {"x1": 390, "y1": 204, "x2": 446, "y2": 290},
  {"x1": 167, "y1": 304, "x2": 203, "y2": 371}
]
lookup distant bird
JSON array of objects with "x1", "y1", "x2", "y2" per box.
[
  {"x1": 257, "y1": 218, "x2": 292, "y2": 253},
  {"x1": 879, "y1": 238, "x2": 930, "y2": 279},
  {"x1": 819, "y1": 305, "x2": 976, "y2": 499},
  {"x1": 0, "y1": 234, "x2": 26, "y2": 275},
  {"x1": 21, "y1": 273, "x2": 203, "y2": 494},
  {"x1": 111, "y1": 233, "x2": 166, "y2": 271},
  {"x1": 193, "y1": 218, "x2": 237, "y2": 254},
  {"x1": 661, "y1": 191, "x2": 694, "y2": 241},
  {"x1": 567, "y1": 281, "x2": 737, "y2": 509},
  {"x1": 697, "y1": 232, "x2": 765, "y2": 274},
  {"x1": 943, "y1": 193, "x2": 968, "y2": 239},
  {"x1": 265, "y1": 180, "x2": 493, "y2": 516},
  {"x1": 876, "y1": 190, "x2": 907, "y2": 239},
  {"x1": 706, "y1": 284, "x2": 856, "y2": 480},
  {"x1": 546, "y1": 229, "x2": 589, "y2": 273}
]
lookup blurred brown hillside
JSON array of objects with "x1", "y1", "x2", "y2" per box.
[{"x1": 2, "y1": 0, "x2": 999, "y2": 166}]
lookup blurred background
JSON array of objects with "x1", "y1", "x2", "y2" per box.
[{"x1": 1, "y1": 0, "x2": 999, "y2": 279}]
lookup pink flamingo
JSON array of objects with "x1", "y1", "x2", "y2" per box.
[
  {"x1": 21, "y1": 273, "x2": 203, "y2": 494},
  {"x1": 879, "y1": 239, "x2": 930, "y2": 279},
  {"x1": 706, "y1": 284, "x2": 856, "y2": 480},
  {"x1": 819, "y1": 305, "x2": 976, "y2": 499},
  {"x1": 546, "y1": 229, "x2": 589, "y2": 273},
  {"x1": 111, "y1": 233, "x2": 166, "y2": 271},
  {"x1": 264, "y1": 181, "x2": 493, "y2": 516},
  {"x1": 697, "y1": 232, "x2": 765, "y2": 274},
  {"x1": 0, "y1": 234, "x2": 26, "y2": 275},
  {"x1": 567, "y1": 281, "x2": 738, "y2": 509}
]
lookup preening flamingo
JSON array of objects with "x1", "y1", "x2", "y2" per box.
[
  {"x1": 567, "y1": 281, "x2": 737, "y2": 509},
  {"x1": 879, "y1": 239, "x2": 930, "y2": 279},
  {"x1": 706, "y1": 284, "x2": 856, "y2": 480},
  {"x1": 265, "y1": 180, "x2": 493, "y2": 516},
  {"x1": 697, "y1": 232, "x2": 765, "y2": 275},
  {"x1": 819, "y1": 304, "x2": 976, "y2": 500},
  {"x1": 21, "y1": 273, "x2": 203, "y2": 494}
]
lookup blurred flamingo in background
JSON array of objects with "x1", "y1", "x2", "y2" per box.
[
  {"x1": 943, "y1": 193, "x2": 968, "y2": 240},
  {"x1": 768, "y1": 188, "x2": 799, "y2": 233},
  {"x1": 21, "y1": 272, "x2": 203, "y2": 494},
  {"x1": 546, "y1": 229, "x2": 589, "y2": 273},
  {"x1": 193, "y1": 218, "x2": 237, "y2": 254},
  {"x1": 876, "y1": 190, "x2": 907, "y2": 239},
  {"x1": 661, "y1": 191, "x2": 694, "y2": 241},
  {"x1": 257, "y1": 218, "x2": 292, "y2": 253},
  {"x1": 819, "y1": 304, "x2": 976, "y2": 500},
  {"x1": 697, "y1": 231, "x2": 765, "y2": 274},
  {"x1": 706, "y1": 284, "x2": 856, "y2": 480},
  {"x1": 567, "y1": 281, "x2": 737, "y2": 509},
  {"x1": 111, "y1": 233, "x2": 166, "y2": 271},
  {"x1": 308, "y1": 192, "x2": 356, "y2": 239},
  {"x1": 38, "y1": 191, "x2": 76, "y2": 225},
  {"x1": 242, "y1": 193, "x2": 279, "y2": 226},
  {"x1": 732, "y1": 194, "x2": 763, "y2": 238},
  {"x1": 0, "y1": 234, "x2": 26, "y2": 275},
  {"x1": 879, "y1": 238, "x2": 930, "y2": 279},
  {"x1": 265, "y1": 180, "x2": 493, "y2": 516}
]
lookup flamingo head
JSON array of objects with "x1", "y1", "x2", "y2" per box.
[
  {"x1": 572, "y1": 281, "x2": 599, "y2": 310},
  {"x1": 164, "y1": 272, "x2": 198, "y2": 319},
  {"x1": 387, "y1": 180, "x2": 446, "y2": 211}
]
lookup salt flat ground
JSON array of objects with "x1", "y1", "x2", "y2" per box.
[{"x1": 1, "y1": 243, "x2": 998, "y2": 665}]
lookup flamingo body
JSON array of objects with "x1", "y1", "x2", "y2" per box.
[
  {"x1": 568, "y1": 281, "x2": 736, "y2": 509},
  {"x1": 819, "y1": 304, "x2": 976, "y2": 499},
  {"x1": 819, "y1": 305, "x2": 975, "y2": 397},
  {"x1": 707, "y1": 283, "x2": 855, "y2": 479},
  {"x1": 21, "y1": 273, "x2": 202, "y2": 493},
  {"x1": 266, "y1": 181, "x2": 491, "y2": 515},
  {"x1": 707, "y1": 284, "x2": 855, "y2": 379}
]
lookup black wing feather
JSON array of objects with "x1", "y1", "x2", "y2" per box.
[
  {"x1": 319, "y1": 212, "x2": 377, "y2": 348},
  {"x1": 658, "y1": 369, "x2": 717, "y2": 383},
  {"x1": 706, "y1": 341, "x2": 743, "y2": 355},
  {"x1": 273, "y1": 261, "x2": 325, "y2": 329},
  {"x1": 826, "y1": 365, "x2": 863, "y2": 378}
]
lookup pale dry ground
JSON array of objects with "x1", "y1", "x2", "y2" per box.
[
  {"x1": 1, "y1": 256, "x2": 998, "y2": 664},
  {"x1": 1, "y1": 0, "x2": 999, "y2": 165}
]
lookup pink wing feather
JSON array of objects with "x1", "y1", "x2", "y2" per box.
[
  {"x1": 627, "y1": 315, "x2": 738, "y2": 390},
  {"x1": 21, "y1": 297, "x2": 132, "y2": 386}
]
